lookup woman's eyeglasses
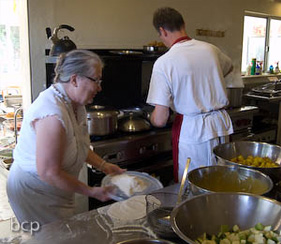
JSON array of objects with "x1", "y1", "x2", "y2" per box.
[{"x1": 84, "y1": 76, "x2": 102, "y2": 86}]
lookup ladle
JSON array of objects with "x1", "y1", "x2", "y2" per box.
[
  {"x1": 160, "y1": 157, "x2": 191, "y2": 222},
  {"x1": 177, "y1": 157, "x2": 191, "y2": 205}
]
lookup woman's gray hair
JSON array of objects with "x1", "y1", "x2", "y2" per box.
[{"x1": 54, "y1": 49, "x2": 104, "y2": 83}]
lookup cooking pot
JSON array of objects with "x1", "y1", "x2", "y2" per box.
[
  {"x1": 118, "y1": 112, "x2": 151, "y2": 133},
  {"x1": 87, "y1": 105, "x2": 119, "y2": 136},
  {"x1": 226, "y1": 87, "x2": 243, "y2": 108},
  {"x1": 46, "y1": 24, "x2": 77, "y2": 56}
]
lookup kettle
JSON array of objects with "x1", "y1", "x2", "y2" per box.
[{"x1": 46, "y1": 24, "x2": 77, "y2": 56}]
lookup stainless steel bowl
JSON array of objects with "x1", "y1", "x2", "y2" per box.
[
  {"x1": 213, "y1": 141, "x2": 281, "y2": 183},
  {"x1": 117, "y1": 239, "x2": 175, "y2": 244},
  {"x1": 188, "y1": 165, "x2": 273, "y2": 195},
  {"x1": 170, "y1": 192, "x2": 281, "y2": 244}
]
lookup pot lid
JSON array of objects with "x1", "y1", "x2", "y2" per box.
[
  {"x1": 119, "y1": 115, "x2": 151, "y2": 132},
  {"x1": 87, "y1": 111, "x2": 118, "y2": 119}
]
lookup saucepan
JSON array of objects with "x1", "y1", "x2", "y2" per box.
[{"x1": 87, "y1": 105, "x2": 121, "y2": 136}]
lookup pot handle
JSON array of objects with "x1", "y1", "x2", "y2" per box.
[
  {"x1": 117, "y1": 110, "x2": 125, "y2": 119},
  {"x1": 59, "y1": 24, "x2": 75, "y2": 32},
  {"x1": 46, "y1": 27, "x2": 52, "y2": 39}
]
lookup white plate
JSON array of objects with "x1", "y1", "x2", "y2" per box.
[{"x1": 101, "y1": 171, "x2": 163, "y2": 201}]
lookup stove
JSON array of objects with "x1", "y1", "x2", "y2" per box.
[{"x1": 91, "y1": 128, "x2": 172, "y2": 165}]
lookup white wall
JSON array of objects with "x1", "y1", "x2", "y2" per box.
[{"x1": 27, "y1": 0, "x2": 281, "y2": 100}]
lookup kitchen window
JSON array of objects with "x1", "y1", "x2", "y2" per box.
[
  {"x1": 0, "y1": 0, "x2": 31, "y2": 110},
  {"x1": 241, "y1": 13, "x2": 281, "y2": 74}
]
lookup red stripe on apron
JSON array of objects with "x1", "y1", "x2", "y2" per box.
[{"x1": 172, "y1": 113, "x2": 183, "y2": 183}]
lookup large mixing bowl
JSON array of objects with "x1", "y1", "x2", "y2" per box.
[
  {"x1": 213, "y1": 141, "x2": 281, "y2": 183},
  {"x1": 188, "y1": 165, "x2": 273, "y2": 195},
  {"x1": 170, "y1": 192, "x2": 281, "y2": 244}
]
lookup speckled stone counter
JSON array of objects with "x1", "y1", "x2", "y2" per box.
[{"x1": 25, "y1": 184, "x2": 184, "y2": 244}]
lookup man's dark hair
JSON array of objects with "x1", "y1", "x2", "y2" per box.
[{"x1": 153, "y1": 7, "x2": 185, "y2": 33}]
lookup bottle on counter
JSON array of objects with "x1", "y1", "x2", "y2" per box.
[
  {"x1": 251, "y1": 58, "x2": 256, "y2": 75},
  {"x1": 259, "y1": 61, "x2": 263, "y2": 74},
  {"x1": 255, "y1": 61, "x2": 261, "y2": 75},
  {"x1": 246, "y1": 63, "x2": 252, "y2": 76},
  {"x1": 275, "y1": 62, "x2": 280, "y2": 74}
]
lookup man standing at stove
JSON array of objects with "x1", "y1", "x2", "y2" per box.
[{"x1": 146, "y1": 7, "x2": 234, "y2": 182}]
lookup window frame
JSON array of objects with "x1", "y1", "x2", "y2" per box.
[{"x1": 243, "y1": 11, "x2": 281, "y2": 73}]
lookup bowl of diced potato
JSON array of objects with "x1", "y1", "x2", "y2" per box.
[
  {"x1": 170, "y1": 192, "x2": 281, "y2": 244},
  {"x1": 213, "y1": 141, "x2": 281, "y2": 184}
]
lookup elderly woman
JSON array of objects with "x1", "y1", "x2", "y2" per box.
[{"x1": 6, "y1": 49, "x2": 125, "y2": 226}]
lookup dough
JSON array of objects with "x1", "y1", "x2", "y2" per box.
[
  {"x1": 111, "y1": 174, "x2": 147, "y2": 197},
  {"x1": 107, "y1": 195, "x2": 146, "y2": 220}
]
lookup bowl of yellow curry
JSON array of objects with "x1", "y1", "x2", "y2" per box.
[
  {"x1": 213, "y1": 141, "x2": 281, "y2": 184},
  {"x1": 188, "y1": 165, "x2": 273, "y2": 196}
]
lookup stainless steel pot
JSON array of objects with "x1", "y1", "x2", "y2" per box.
[
  {"x1": 87, "y1": 105, "x2": 119, "y2": 136},
  {"x1": 226, "y1": 87, "x2": 243, "y2": 108}
]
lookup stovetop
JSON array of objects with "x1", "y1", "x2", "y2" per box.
[{"x1": 90, "y1": 125, "x2": 172, "y2": 142}]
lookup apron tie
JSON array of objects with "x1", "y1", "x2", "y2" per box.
[{"x1": 172, "y1": 113, "x2": 183, "y2": 183}]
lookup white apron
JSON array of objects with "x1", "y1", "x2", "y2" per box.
[{"x1": 6, "y1": 83, "x2": 90, "y2": 226}]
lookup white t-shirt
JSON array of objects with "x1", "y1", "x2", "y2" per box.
[
  {"x1": 13, "y1": 83, "x2": 90, "y2": 175},
  {"x1": 147, "y1": 39, "x2": 233, "y2": 143}
]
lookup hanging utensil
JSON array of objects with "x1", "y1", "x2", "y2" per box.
[{"x1": 177, "y1": 158, "x2": 191, "y2": 205}]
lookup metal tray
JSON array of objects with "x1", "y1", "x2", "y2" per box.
[
  {"x1": 252, "y1": 81, "x2": 281, "y2": 96},
  {"x1": 101, "y1": 171, "x2": 163, "y2": 201}
]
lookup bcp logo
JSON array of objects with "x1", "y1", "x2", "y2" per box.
[{"x1": 10, "y1": 217, "x2": 40, "y2": 235}]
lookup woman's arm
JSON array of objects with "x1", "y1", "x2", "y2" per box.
[
  {"x1": 86, "y1": 149, "x2": 126, "y2": 175},
  {"x1": 35, "y1": 115, "x2": 112, "y2": 201}
]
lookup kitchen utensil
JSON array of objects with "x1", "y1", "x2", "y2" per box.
[
  {"x1": 146, "y1": 192, "x2": 179, "y2": 239},
  {"x1": 118, "y1": 113, "x2": 151, "y2": 133},
  {"x1": 46, "y1": 24, "x2": 77, "y2": 56},
  {"x1": 213, "y1": 141, "x2": 281, "y2": 183},
  {"x1": 101, "y1": 171, "x2": 163, "y2": 201},
  {"x1": 188, "y1": 165, "x2": 273, "y2": 196},
  {"x1": 170, "y1": 192, "x2": 281, "y2": 244},
  {"x1": 177, "y1": 158, "x2": 190, "y2": 205},
  {"x1": 145, "y1": 159, "x2": 190, "y2": 239},
  {"x1": 117, "y1": 238, "x2": 175, "y2": 244},
  {"x1": 86, "y1": 105, "x2": 119, "y2": 136}
]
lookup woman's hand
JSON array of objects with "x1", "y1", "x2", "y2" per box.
[
  {"x1": 89, "y1": 186, "x2": 115, "y2": 202},
  {"x1": 103, "y1": 162, "x2": 126, "y2": 175}
]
